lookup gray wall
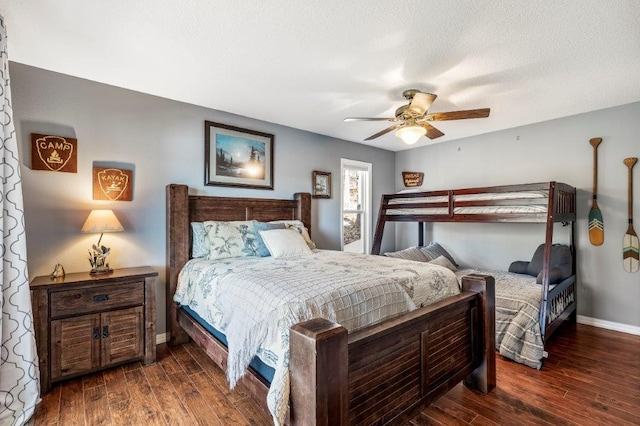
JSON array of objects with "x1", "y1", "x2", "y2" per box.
[
  {"x1": 395, "y1": 101, "x2": 640, "y2": 328},
  {"x1": 10, "y1": 62, "x2": 397, "y2": 335},
  {"x1": 12, "y1": 61, "x2": 639, "y2": 332}
]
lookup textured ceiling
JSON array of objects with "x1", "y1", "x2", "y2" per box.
[{"x1": 3, "y1": 1, "x2": 640, "y2": 151}]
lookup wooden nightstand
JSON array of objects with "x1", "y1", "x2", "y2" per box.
[{"x1": 30, "y1": 266, "x2": 158, "y2": 394}]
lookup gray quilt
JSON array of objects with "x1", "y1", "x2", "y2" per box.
[{"x1": 456, "y1": 268, "x2": 546, "y2": 369}]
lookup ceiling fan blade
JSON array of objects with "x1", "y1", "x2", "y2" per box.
[
  {"x1": 425, "y1": 108, "x2": 490, "y2": 121},
  {"x1": 419, "y1": 122, "x2": 445, "y2": 139},
  {"x1": 408, "y1": 92, "x2": 437, "y2": 116},
  {"x1": 344, "y1": 117, "x2": 395, "y2": 122},
  {"x1": 364, "y1": 124, "x2": 402, "y2": 141}
]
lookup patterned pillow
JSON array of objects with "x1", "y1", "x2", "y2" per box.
[
  {"x1": 270, "y1": 220, "x2": 316, "y2": 250},
  {"x1": 418, "y1": 242, "x2": 458, "y2": 267},
  {"x1": 191, "y1": 222, "x2": 209, "y2": 258},
  {"x1": 203, "y1": 220, "x2": 259, "y2": 260},
  {"x1": 384, "y1": 246, "x2": 429, "y2": 262},
  {"x1": 253, "y1": 221, "x2": 286, "y2": 257}
]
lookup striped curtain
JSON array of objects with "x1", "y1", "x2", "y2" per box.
[{"x1": 0, "y1": 15, "x2": 40, "y2": 426}]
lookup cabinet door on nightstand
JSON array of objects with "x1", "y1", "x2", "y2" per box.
[
  {"x1": 101, "y1": 306, "x2": 144, "y2": 366},
  {"x1": 51, "y1": 314, "x2": 101, "y2": 380}
]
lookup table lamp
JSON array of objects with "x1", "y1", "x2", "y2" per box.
[{"x1": 81, "y1": 209, "x2": 124, "y2": 274}]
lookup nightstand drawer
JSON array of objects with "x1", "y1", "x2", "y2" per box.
[{"x1": 50, "y1": 281, "x2": 144, "y2": 318}]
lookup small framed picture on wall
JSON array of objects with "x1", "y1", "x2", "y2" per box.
[{"x1": 312, "y1": 171, "x2": 331, "y2": 198}]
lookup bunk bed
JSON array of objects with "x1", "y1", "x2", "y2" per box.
[
  {"x1": 166, "y1": 184, "x2": 495, "y2": 425},
  {"x1": 372, "y1": 181, "x2": 577, "y2": 368}
]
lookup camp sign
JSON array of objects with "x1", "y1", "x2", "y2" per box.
[{"x1": 31, "y1": 134, "x2": 77, "y2": 173}]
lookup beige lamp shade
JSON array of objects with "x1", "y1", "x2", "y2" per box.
[
  {"x1": 81, "y1": 210, "x2": 124, "y2": 234},
  {"x1": 396, "y1": 125, "x2": 427, "y2": 145}
]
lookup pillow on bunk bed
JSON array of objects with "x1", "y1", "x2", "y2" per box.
[
  {"x1": 384, "y1": 246, "x2": 430, "y2": 262},
  {"x1": 418, "y1": 242, "x2": 459, "y2": 267},
  {"x1": 508, "y1": 243, "x2": 572, "y2": 284},
  {"x1": 428, "y1": 255, "x2": 457, "y2": 272}
]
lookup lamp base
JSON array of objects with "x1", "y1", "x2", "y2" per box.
[{"x1": 90, "y1": 267, "x2": 113, "y2": 275}]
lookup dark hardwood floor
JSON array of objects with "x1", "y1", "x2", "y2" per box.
[{"x1": 33, "y1": 322, "x2": 640, "y2": 425}]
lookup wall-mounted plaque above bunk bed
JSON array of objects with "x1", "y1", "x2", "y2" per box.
[{"x1": 372, "y1": 181, "x2": 577, "y2": 369}]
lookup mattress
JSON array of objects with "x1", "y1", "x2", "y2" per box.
[
  {"x1": 386, "y1": 190, "x2": 549, "y2": 216},
  {"x1": 181, "y1": 306, "x2": 275, "y2": 382}
]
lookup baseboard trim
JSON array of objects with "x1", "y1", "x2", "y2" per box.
[
  {"x1": 155, "y1": 332, "x2": 169, "y2": 344},
  {"x1": 577, "y1": 315, "x2": 640, "y2": 336}
]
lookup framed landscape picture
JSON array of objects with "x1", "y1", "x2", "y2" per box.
[
  {"x1": 312, "y1": 170, "x2": 331, "y2": 198},
  {"x1": 204, "y1": 121, "x2": 274, "y2": 189}
]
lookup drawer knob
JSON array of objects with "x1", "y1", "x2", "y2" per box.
[
  {"x1": 102, "y1": 326, "x2": 109, "y2": 339},
  {"x1": 93, "y1": 327, "x2": 100, "y2": 339},
  {"x1": 93, "y1": 294, "x2": 109, "y2": 302}
]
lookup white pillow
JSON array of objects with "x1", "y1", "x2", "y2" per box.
[
  {"x1": 428, "y1": 255, "x2": 457, "y2": 272},
  {"x1": 269, "y1": 220, "x2": 316, "y2": 250},
  {"x1": 259, "y1": 228, "x2": 313, "y2": 258}
]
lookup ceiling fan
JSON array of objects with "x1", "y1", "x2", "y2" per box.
[{"x1": 344, "y1": 89, "x2": 490, "y2": 145}]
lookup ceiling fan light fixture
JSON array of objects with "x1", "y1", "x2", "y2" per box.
[{"x1": 396, "y1": 125, "x2": 426, "y2": 145}]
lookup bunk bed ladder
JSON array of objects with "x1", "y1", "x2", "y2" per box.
[
  {"x1": 538, "y1": 182, "x2": 556, "y2": 342},
  {"x1": 372, "y1": 195, "x2": 388, "y2": 255}
]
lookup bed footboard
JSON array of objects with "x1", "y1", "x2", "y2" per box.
[{"x1": 290, "y1": 274, "x2": 495, "y2": 425}]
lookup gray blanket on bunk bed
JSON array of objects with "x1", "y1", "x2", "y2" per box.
[{"x1": 455, "y1": 268, "x2": 545, "y2": 369}]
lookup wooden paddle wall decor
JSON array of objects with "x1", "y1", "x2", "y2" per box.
[
  {"x1": 623, "y1": 157, "x2": 638, "y2": 273},
  {"x1": 588, "y1": 137, "x2": 604, "y2": 245}
]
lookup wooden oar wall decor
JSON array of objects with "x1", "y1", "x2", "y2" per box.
[
  {"x1": 589, "y1": 138, "x2": 604, "y2": 245},
  {"x1": 623, "y1": 157, "x2": 638, "y2": 273}
]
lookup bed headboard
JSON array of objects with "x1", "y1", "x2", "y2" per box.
[{"x1": 165, "y1": 183, "x2": 311, "y2": 344}]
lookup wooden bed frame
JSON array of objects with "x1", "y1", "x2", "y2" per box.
[
  {"x1": 371, "y1": 181, "x2": 577, "y2": 341},
  {"x1": 166, "y1": 183, "x2": 496, "y2": 425}
]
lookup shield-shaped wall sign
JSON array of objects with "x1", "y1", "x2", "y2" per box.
[
  {"x1": 93, "y1": 167, "x2": 133, "y2": 201},
  {"x1": 31, "y1": 134, "x2": 78, "y2": 173}
]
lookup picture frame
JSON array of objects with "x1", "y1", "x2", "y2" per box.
[
  {"x1": 204, "y1": 121, "x2": 274, "y2": 189},
  {"x1": 312, "y1": 170, "x2": 331, "y2": 198}
]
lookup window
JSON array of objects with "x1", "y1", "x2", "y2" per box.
[{"x1": 341, "y1": 159, "x2": 372, "y2": 253}]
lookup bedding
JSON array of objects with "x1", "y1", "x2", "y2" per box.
[
  {"x1": 190, "y1": 222, "x2": 209, "y2": 258},
  {"x1": 269, "y1": 219, "x2": 317, "y2": 249},
  {"x1": 454, "y1": 268, "x2": 573, "y2": 369},
  {"x1": 385, "y1": 241, "x2": 459, "y2": 267},
  {"x1": 174, "y1": 250, "x2": 460, "y2": 425},
  {"x1": 253, "y1": 221, "x2": 286, "y2": 256},
  {"x1": 203, "y1": 220, "x2": 259, "y2": 259},
  {"x1": 386, "y1": 205, "x2": 548, "y2": 216},
  {"x1": 385, "y1": 190, "x2": 549, "y2": 216},
  {"x1": 428, "y1": 255, "x2": 458, "y2": 271},
  {"x1": 395, "y1": 190, "x2": 548, "y2": 200},
  {"x1": 258, "y1": 228, "x2": 313, "y2": 258}
]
